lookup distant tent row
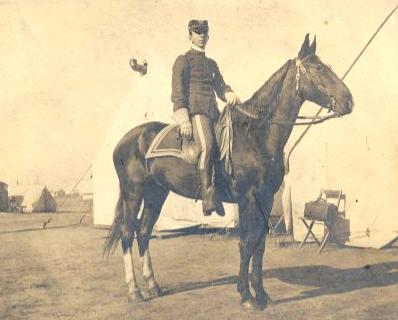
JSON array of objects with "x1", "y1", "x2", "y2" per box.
[{"x1": 9, "y1": 185, "x2": 57, "y2": 213}]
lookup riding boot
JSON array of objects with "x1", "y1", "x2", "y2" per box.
[{"x1": 199, "y1": 169, "x2": 225, "y2": 217}]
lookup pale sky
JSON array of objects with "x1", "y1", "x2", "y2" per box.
[{"x1": 0, "y1": 0, "x2": 396, "y2": 190}]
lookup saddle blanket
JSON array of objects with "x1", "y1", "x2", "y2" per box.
[
  {"x1": 145, "y1": 106, "x2": 234, "y2": 175},
  {"x1": 145, "y1": 124, "x2": 199, "y2": 164}
]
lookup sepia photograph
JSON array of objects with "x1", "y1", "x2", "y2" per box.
[{"x1": 1, "y1": 1, "x2": 398, "y2": 319}]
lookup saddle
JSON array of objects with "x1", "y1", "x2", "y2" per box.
[{"x1": 146, "y1": 106, "x2": 234, "y2": 176}]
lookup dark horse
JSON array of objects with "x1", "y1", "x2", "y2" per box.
[{"x1": 104, "y1": 35, "x2": 353, "y2": 310}]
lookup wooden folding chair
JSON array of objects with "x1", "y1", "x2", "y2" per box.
[
  {"x1": 268, "y1": 215, "x2": 284, "y2": 235},
  {"x1": 299, "y1": 189, "x2": 346, "y2": 253}
]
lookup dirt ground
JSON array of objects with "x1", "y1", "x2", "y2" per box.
[{"x1": 1, "y1": 212, "x2": 398, "y2": 320}]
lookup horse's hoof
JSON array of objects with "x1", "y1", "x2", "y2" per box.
[
  {"x1": 128, "y1": 289, "x2": 145, "y2": 303},
  {"x1": 144, "y1": 284, "x2": 163, "y2": 300},
  {"x1": 240, "y1": 298, "x2": 261, "y2": 311},
  {"x1": 255, "y1": 293, "x2": 272, "y2": 310}
]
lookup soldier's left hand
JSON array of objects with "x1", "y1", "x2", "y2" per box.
[{"x1": 225, "y1": 91, "x2": 241, "y2": 106}]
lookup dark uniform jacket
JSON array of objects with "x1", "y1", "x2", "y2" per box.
[{"x1": 171, "y1": 49, "x2": 232, "y2": 120}]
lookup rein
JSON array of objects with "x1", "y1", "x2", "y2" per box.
[
  {"x1": 235, "y1": 105, "x2": 340, "y2": 126},
  {"x1": 235, "y1": 58, "x2": 342, "y2": 126}
]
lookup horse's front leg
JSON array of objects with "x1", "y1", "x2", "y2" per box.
[
  {"x1": 237, "y1": 232, "x2": 254, "y2": 306},
  {"x1": 251, "y1": 234, "x2": 271, "y2": 309},
  {"x1": 237, "y1": 191, "x2": 267, "y2": 310},
  {"x1": 251, "y1": 188, "x2": 274, "y2": 309}
]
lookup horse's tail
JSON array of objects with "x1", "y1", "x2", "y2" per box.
[{"x1": 103, "y1": 190, "x2": 124, "y2": 258}]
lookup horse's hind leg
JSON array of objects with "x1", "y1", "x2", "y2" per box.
[
  {"x1": 137, "y1": 180, "x2": 169, "y2": 300},
  {"x1": 120, "y1": 184, "x2": 144, "y2": 302}
]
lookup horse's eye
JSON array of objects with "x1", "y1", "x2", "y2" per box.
[{"x1": 316, "y1": 64, "x2": 323, "y2": 71}]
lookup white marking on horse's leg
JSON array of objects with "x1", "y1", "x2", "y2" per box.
[
  {"x1": 123, "y1": 248, "x2": 139, "y2": 292},
  {"x1": 140, "y1": 248, "x2": 157, "y2": 288}
]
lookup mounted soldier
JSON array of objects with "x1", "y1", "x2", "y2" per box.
[
  {"x1": 171, "y1": 19, "x2": 241, "y2": 216},
  {"x1": 107, "y1": 33, "x2": 353, "y2": 307}
]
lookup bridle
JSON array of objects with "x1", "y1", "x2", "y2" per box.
[{"x1": 235, "y1": 58, "x2": 343, "y2": 126}]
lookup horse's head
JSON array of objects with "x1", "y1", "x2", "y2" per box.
[{"x1": 295, "y1": 34, "x2": 354, "y2": 116}]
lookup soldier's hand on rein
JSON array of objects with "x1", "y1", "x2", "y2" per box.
[
  {"x1": 225, "y1": 91, "x2": 241, "y2": 106},
  {"x1": 180, "y1": 121, "x2": 193, "y2": 140}
]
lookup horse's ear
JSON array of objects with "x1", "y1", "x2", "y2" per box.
[
  {"x1": 309, "y1": 35, "x2": 317, "y2": 54},
  {"x1": 298, "y1": 33, "x2": 310, "y2": 59}
]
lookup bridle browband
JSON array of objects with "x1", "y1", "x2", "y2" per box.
[{"x1": 235, "y1": 57, "x2": 343, "y2": 126}]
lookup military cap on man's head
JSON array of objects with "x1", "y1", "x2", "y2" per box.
[{"x1": 188, "y1": 20, "x2": 209, "y2": 34}]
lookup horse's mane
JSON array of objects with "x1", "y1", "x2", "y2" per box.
[{"x1": 243, "y1": 59, "x2": 292, "y2": 118}]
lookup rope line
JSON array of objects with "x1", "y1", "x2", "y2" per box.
[
  {"x1": 58, "y1": 163, "x2": 92, "y2": 210},
  {"x1": 42, "y1": 164, "x2": 92, "y2": 229}
]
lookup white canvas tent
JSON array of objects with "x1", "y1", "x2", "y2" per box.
[
  {"x1": 9, "y1": 185, "x2": 57, "y2": 213},
  {"x1": 93, "y1": 51, "x2": 238, "y2": 230}
]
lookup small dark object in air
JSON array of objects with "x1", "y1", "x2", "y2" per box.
[{"x1": 129, "y1": 58, "x2": 148, "y2": 76}]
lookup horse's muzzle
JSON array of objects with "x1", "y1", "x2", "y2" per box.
[{"x1": 343, "y1": 99, "x2": 354, "y2": 114}]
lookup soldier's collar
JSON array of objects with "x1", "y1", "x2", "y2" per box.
[{"x1": 191, "y1": 44, "x2": 206, "y2": 53}]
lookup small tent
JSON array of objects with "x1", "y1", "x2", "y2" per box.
[{"x1": 9, "y1": 185, "x2": 57, "y2": 213}]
